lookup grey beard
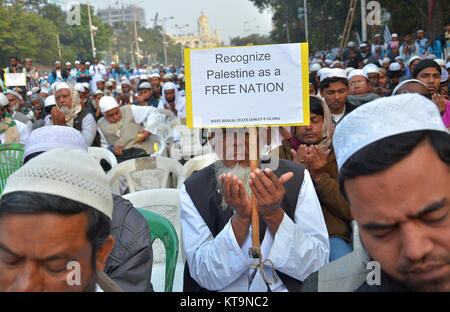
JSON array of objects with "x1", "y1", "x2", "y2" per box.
[{"x1": 214, "y1": 161, "x2": 251, "y2": 212}]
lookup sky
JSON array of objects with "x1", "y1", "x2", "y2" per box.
[{"x1": 90, "y1": 0, "x2": 274, "y2": 45}]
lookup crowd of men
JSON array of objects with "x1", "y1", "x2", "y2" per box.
[{"x1": 0, "y1": 19, "x2": 448, "y2": 293}]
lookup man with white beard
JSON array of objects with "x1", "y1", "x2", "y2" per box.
[{"x1": 180, "y1": 127, "x2": 329, "y2": 292}]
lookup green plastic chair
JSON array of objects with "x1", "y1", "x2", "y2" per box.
[
  {"x1": 0, "y1": 143, "x2": 25, "y2": 194},
  {"x1": 137, "y1": 208, "x2": 179, "y2": 292}
]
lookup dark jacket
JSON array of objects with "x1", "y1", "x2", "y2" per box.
[
  {"x1": 183, "y1": 159, "x2": 306, "y2": 292},
  {"x1": 276, "y1": 141, "x2": 352, "y2": 242},
  {"x1": 104, "y1": 194, "x2": 154, "y2": 292}
]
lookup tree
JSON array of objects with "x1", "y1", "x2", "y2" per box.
[
  {"x1": 248, "y1": 0, "x2": 450, "y2": 52},
  {"x1": 230, "y1": 34, "x2": 273, "y2": 46}
]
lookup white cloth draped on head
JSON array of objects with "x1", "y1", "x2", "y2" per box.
[
  {"x1": 54, "y1": 83, "x2": 82, "y2": 128},
  {"x1": 162, "y1": 82, "x2": 179, "y2": 104}
]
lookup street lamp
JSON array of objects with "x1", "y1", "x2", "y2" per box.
[
  {"x1": 173, "y1": 24, "x2": 189, "y2": 64},
  {"x1": 151, "y1": 16, "x2": 174, "y2": 66}
]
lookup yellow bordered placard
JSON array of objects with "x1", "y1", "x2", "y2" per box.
[{"x1": 185, "y1": 42, "x2": 310, "y2": 129}]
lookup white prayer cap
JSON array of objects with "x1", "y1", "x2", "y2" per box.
[
  {"x1": 389, "y1": 62, "x2": 401, "y2": 71},
  {"x1": 383, "y1": 57, "x2": 391, "y2": 64},
  {"x1": 362, "y1": 64, "x2": 379, "y2": 74},
  {"x1": 333, "y1": 93, "x2": 448, "y2": 171},
  {"x1": 66, "y1": 62, "x2": 71, "y2": 66},
  {"x1": 391, "y1": 33, "x2": 398, "y2": 38},
  {"x1": 317, "y1": 67, "x2": 330, "y2": 79},
  {"x1": 319, "y1": 68, "x2": 347, "y2": 82},
  {"x1": 441, "y1": 68, "x2": 448, "y2": 83},
  {"x1": 0, "y1": 93, "x2": 8, "y2": 107},
  {"x1": 331, "y1": 60, "x2": 342, "y2": 68},
  {"x1": 97, "y1": 78, "x2": 105, "y2": 83},
  {"x1": 26, "y1": 91, "x2": 32, "y2": 97},
  {"x1": 310, "y1": 63, "x2": 321, "y2": 72},
  {"x1": 360, "y1": 43, "x2": 368, "y2": 48},
  {"x1": 3, "y1": 147, "x2": 113, "y2": 219},
  {"x1": 417, "y1": 29, "x2": 424, "y2": 33},
  {"x1": 75, "y1": 83, "x2": 86, "y2": 93},
  {"x1": 99, "y1": 96, "x2": 119, "y2": 114},
  {"x1": 163, "y1": 73, "x2": 173, "y2": 79},
  {"x1": 162, "y1": 82, "x2": 177, "y2": 91},
  {"x1": 408, "y1": 55, "x2": 422, "y2": 66},
  {"x1": 82, "y1": 82, "x2": 90, "y2": 90},
  {"x1": 345, "y1": 67, "x2": 355, "y2": 75},
  {"x1": 348, "y1": 41, "x2": 355, "y2": 48},
  {"x1": 105, "y1": 81, "x2": 113, "y2": 87},
  {"x1": 140, "y1": 74, "x2": 149, "y2": 80},
  {"x1": 426, "y1": 54, "x2": 437, "y2": 60},
  {"x1": 4, "y1": 89, "x2": 22, "y2": 100},
  {"x1": 120, "y1": 79, "x2": 131, "y2": 86},
  {"x1": 446, "y1": 62, "x2": 450, "y2": 70},
  {"x1": 150, "y1": 73, "x2": 160, "y2": 78},
  {"x1": 325, "y1": 59, "x2": 333, "y2": 65},
  {"x1": 108, "y1": 78, "x2": 116, "y2": 83},
  {"x1": 55, "y1": 60, "x2": 61, "y2": 64},
  {"x1": 375, "y1": 33, "x2": 381, "y2": 37},
  {"x1": 40, "y1": 88, "x2": 49, "y2": 95},
  {"x1": 434, "y1": 59, "x2": 446, "y2": 67},
  {"x1": 31, "y1": 87, "x2": 40, "y2": 94},
  {"x1": 44, "y1": 95, "x2": 56, "y2": 108},
  {"x1": 392, "y1": 79, "x2": 429, "y2": 96},
  {"x1": 24, "y1": 125, "x2": 88, "y2": 159},
  {"x1": 94, "y1": 89, "x2": 104, "y2": 96},
  {"x1": 85, "y1": 61, "x2": 91, "y2": 66},
  {"x1": 75, "y1": 60, "x2": 80, "y2": 65},
  {"x1": 348, "y1": 69, "x2": 368, "y2": 81},
  {"x1": 139, "y1": 82, "x2": 152, "y2": 89},
  {"x1": 55, "y1": 82, "x2": 70, "y2": 91},
  {"x1": 178, "y1": 73, "x2": 185, "y2": 80},
  {"x1": 394, "y1": 56, "x2": 404, "y2": 62}
]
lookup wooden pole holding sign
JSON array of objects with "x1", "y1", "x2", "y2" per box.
[
  {"x1": 249, "y1": 126, "x2": 261, "y2": 258},
  {"x1": 184, "y1": 42, "x2": 310, "y2": 287}
]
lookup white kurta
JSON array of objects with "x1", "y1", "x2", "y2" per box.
[
  {"x1": 97, "y1": 105, "x2": 160, "y2": 148},
  {"x1": 180, "y1": 169, "x2": 330, "y2": 291},
  {"x1": 89, "y1": 64, "x2": 107, "y2": 92}
]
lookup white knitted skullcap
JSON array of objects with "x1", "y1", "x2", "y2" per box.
[
  {"x1": 55, "y1": 82, "x2": 70, "y2": 91},
  {"x1": 392, "y1": 79, "x2": 429, "y2": 96},
  {"x1": 0, "y1": 93, "x2": 8, "y2": 107},
  {"x1": 99, "y1": 96, "x2": 119, "y2": 113},
  {"x1": 348, "y1": 69, "x2": 368, "y2": 81},
  {"x1": 44, "y1": 95, "x2": 56, "y2": 108},
  {"x1": 408, "y1": 55, "x2": 422, "y2": 66},
  {"x1": 150, "y1": 73, "x2": 160, "y2": 78},
  {"x1": 363, "y1": 64, "x2": 379, "y2": 74},
  {"x1": 320, "y1": 68, "x2": 347, "y2": 82},
  {"x1": 24, "y1": 125, "x2": 88, "y2": 159},
  {"x1": 383, "y1": 57, "x2": 390, "y2": 64},
  {"x1": 309, "y1": 63, "x2": 321, "y2": 72},
  {"x1": 75, "y1": 83, "x2": 86, "y2": 93},
  {"x1": 120, "y1": 79, "x2": 131, "y2": 86},
  {"x1": 333, "y1": 93, "x2": 448, "y2": 171},
  {"x1": 345, "y1": 67, "x2": 355, "y2": 75},
  {"x1": 140, "y1": 74, "x2": 149, "y2": 80},
  {"x1": 2, "y1": 148, "x2": 113, "y2": 219},
  {"x1": 394, "y1": 56, "x2": 404, "y2": 62},
  {"x1": 139, "y1": 82, "x2": 152, "y2": 89},
  {"x1": 434, "y1": 59, "x2": 446, "y2": 67},
  {"x1": 389, "y1": 62, "x2": 401, "y2": 71}
]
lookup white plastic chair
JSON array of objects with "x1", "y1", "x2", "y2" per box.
[
  {"x1": 148, "y1": 133, "x2": 168, "y2": 157},
  {"x1": 107, "y1": 156, "x2": 182, "y2": 195},
  {"x1": 87, "y1": 147, "x2": 118, "y2": 169},
  {"x1": 170, "y1": 125, "x2": 213, "y2": 161},
  {"x1": 177, "y1": 153, "x2": 218, "y2": 188},
  {"x1": 122, "y1": 188, "x2": 185, "y2": 292},
  {"x1": 158, "y1": 109, "x2": 176, "y2": 123},
  {"x1": 155, "y1": 122, "x2": 173, "y2": 141}
]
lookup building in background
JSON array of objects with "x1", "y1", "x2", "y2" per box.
[
  {"x1": 98, "y1": 4, "x2": 146, "y2": 27},
  {"x1": 168, "y1": 11, "x2": 222, "y2": 48}
]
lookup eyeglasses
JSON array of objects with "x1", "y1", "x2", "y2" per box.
[{"x1": 349, "y1": 81, "x2": 366, "y2": 87}]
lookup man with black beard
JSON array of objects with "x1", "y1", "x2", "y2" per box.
[{"x1": 180, "y1": 127, "x2": 329, "y2": 292}]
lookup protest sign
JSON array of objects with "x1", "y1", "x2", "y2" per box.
[
  {"x1": 4, "y1": 73, "x2": 26, "y2": 87},
  {"x1": 184, "y1": 43, "x2": 309, "y2": 128}
]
